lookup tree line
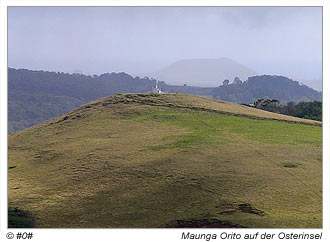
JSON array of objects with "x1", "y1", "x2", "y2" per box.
[
  {"x1": 251, "y1": 98, "x2": 322, "y2": 121},
  {"x1": 213, "y1": 75, "x2": 321, "y2": 104}
]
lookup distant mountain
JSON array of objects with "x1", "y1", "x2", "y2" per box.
[
  {"x1": 147, "y1": 58, "x2": 257, "y2": 87},
  {"x1": 296, "y1": 79, "x2": 322, "y2": 92},
  {"x1": 212, "y1": 75, "x2": 322, "y2": 104}
]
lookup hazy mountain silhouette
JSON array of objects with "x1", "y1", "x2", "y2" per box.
[{"x1": 148, "y1": 58, "x2": 257, "y2": 87}]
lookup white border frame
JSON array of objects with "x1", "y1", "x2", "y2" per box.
[{"x1": 0, "y1": 1, "x2": 328, "y2": 241}]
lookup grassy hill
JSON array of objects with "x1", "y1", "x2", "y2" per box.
[
  {"x1": 9, "y1": 68, "x2": 322, "y2": 134},
  {"x1": 8, "y1": 93, "x2": 322, "y2": 228},
  {"x1": 8, "y1": 68, "x2": 213, "y2": 134}
]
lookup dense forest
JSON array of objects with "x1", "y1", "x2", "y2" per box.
[
  {"x1": 8, "y1": 68, "x2": 322, "y2": 134},
  {"x1": 251, "y1": 98, "x2": 322, "y2": 121},
  {"x1": 212, "y1": 75, "x2": 322, "y2": 104}
]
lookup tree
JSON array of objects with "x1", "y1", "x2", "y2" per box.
[
  {"x1": 253, "y1": 98, "x2": 279, "y2": 112},
  {"x1": 222, "y1": 79, "x2": 229, "y2": 86},
  {"x1": 270, "y1": 99, "x2": 280, "y2": 105},
  {"x1": 212, "y1": 75, "x2": 321, "y2": 104},
  {"x1": 233, "y1": 77, "x2": 242, "y2": 85},
  {"x1": 253, "y1": 98, "x2": 265, "y2": 108}
]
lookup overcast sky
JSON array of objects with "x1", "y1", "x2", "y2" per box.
[{"x1": 8, "y1": 7, "x2": 322, "y2": 90}]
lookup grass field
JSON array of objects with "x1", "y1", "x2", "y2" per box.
[{"x1": 8, "y1": 93, "x2": 322, "y2": 228}]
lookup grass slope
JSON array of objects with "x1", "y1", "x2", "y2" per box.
[{"x1": 8, "y1": 93, "x2": 322, "y2": 228}]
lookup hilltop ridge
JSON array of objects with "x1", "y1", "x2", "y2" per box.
[
  {"x1": 8, "y1": 68, "x2": 321, "y2": 134},
  {"x1": 56, "y1": 93, "x2": 321, "y2": 127},
  {"x1": 8, "y1": 93, "x2": 322, "y2": 228}
]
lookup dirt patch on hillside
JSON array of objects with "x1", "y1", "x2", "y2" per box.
[
  {"x1": 163, "y1": 218, "x2": 246, "y2": 228},
  {"x1": 218, "y1": 203, "x2": 265, "y2": 216}
]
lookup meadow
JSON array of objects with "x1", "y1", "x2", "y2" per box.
[{"x1": 8, "y1": 94, "x2": 322, "y2": 228}]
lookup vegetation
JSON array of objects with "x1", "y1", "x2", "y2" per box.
[
  {"x1": 8, "y1": 208, "x2": 35, "y2": 228},
  {"x1": 288, "y1": 101, "x2": 322, "y2": 121},
  {"x1": 8, "y1": 68, "x2": 212, "y2": 133},
  {"x1": 8, "y1": 93, "x2": 86, "y2": 134},
  {"x1": 8, "y1": 69, "x2": 321, "y2": 134},
  {"x1": 8, "y1": 94, "x2": 322, "y2": 228},
  {"x1": 253, "y1": 99, "x2": 322, "y2": 121},
  {"x1": 212, "y1": 75, "x2": 322, "y2": 104}
]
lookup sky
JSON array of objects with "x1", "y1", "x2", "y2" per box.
[{"x1": 8, "y1": 7, "x2": 322, "y2": 90}]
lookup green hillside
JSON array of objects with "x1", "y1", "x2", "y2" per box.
[
  {"x1": 8, "y1": 68, "x2": 212, "y2": 134},
  {"x1": 8, "y1": 68, "x2": 321, "y2": 134},
  {"x1": 8, "y1": 94, "x2": 322, "y2": 228}
]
